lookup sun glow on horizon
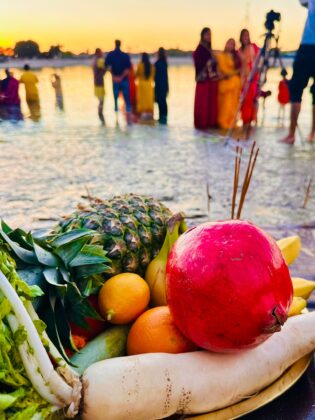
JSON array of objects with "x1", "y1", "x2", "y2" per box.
[{"x1": 1, "y1": 0, "x2": 307, "y2": 54}]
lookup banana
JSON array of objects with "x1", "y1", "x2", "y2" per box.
[
  {"x1": 292, "y1": 277, "x2": 315, "y2": 299},
  {"x1": 288, "y1": 296, "x2": 307, "y2": 317},
  {"x1": 145, "y1": 214, "x2": 184, "y2": 307},
  {"x1": 277, "y1": 235, "x2": 302, "y2": 266}
]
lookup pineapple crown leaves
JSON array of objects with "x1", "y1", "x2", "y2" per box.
[
  {"x1": 0, "y1": 220, "x2": 111, "y2": 282},
  {"x1": 0, "y1": 220, "x2": 111, "y2": 361}
]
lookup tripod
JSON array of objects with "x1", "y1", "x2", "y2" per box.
[{"x1": 225, "y1": 26, "x2": 287, "y2": 141}]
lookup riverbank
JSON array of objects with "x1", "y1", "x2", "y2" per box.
[
  {"x1": 0, "y1": 56, "x2": 195, "y2": 69},
  {"x1": 0, "y1": 57, "x2": 93, "y2": 69}
]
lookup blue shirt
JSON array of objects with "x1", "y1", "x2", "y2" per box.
[
  {"x1": 301, "y1": 0, "x2": 315, "y2": 45},
  {"x1": 105, "y1": 48, "x2": 131, "y2": 79}
]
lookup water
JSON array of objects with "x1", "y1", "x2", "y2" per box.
[{"x1": 0, "y1": 63, "x2": 314, "y2": 234}]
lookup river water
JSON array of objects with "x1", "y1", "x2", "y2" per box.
[{"x1": 0, "y1": 64, "x2": 314, "y2": 239}]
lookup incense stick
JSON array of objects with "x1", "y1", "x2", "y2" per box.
[
  {"x1": 231, "y1": 140, "x2": 242, "y2": 219},
  {"x1": 231, "y1": 141, "x2": 259, "y2": 220},
  {"x1": 237, "y1": 147, "x2": 260, "y2": 219}
]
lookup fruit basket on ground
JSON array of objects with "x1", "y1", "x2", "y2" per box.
[{"x1": 0, "y1": 143, "x2": 314, "y2": 419}]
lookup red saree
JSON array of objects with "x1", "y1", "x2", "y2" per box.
[
  {"x1": 239, "y1": 43, "x2": 260, "y2": 125},
  {"x1": 193, "y1": 44, "x2": 218, "y2": 130}
]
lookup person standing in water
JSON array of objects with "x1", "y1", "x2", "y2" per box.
[
  {"x1": 19, "y1": 64, "x2": 41, "y2": 121},
  {"x1": 154, "y1": 47, "x2": 169, "y2": 124},
  {"x1": 238, "y1": 29, "x2": 260, "y2": 136},
  {"x1": 51, "y1": 73, "x2": 64, "y2": 110},
  {"x1": 136, "y1": 53, "x2": 155, "y2": 120},
  {"x1": 0, "y1": 69, "x2": 23, "y2": 121},
  {"x1": 105, "y1": 40, "x2": 132, "y2": 124},
  {"x1": 93, "y1": 48, "x2": 106, "y2": 124},
  {"x1": 282, "y1": 0, "x2": 315, "y2": 144},
  {"x1": 217, "y1": 39, "x2": 242, "y2": 130},
  {"x1": 193, "y1": 27, "x2": 218, "y2": 130}
]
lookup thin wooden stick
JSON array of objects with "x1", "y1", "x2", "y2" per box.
[
  {"x1": 236, "y1": 142, "x2": 256, "y2": 219},
  {"x1": 303, "y1": 177, "x2": 312, "y2": 209},
  {"x1": 237, "y1": 147, "x2": 260, "y2": 219},
  {"x1": 231, "y1": 141, "x2": 242, "y2": 219}
]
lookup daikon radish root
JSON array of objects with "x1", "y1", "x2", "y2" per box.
[{"x1": 82, "y1": 312, "x2": 315, "y2": 420}]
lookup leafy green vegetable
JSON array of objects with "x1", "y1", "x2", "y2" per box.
[
  {"x1": 0, "y1": 318, "x2": 51, "y2": 418},
  {"x1": 0, "y1": 389, "x2": 24, "y2": 411},
  {"x1": 13, "y1": 326, "x2": 27, "y2": 346},
  {"x1": 0, "y1": 246, "x2": 56, "y2": 418},
  {"x1": 0, "y1": 222, "x2": 110, "y2": 356}
]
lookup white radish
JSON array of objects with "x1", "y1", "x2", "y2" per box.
[{"x1": 82, "y1": 312, "x2": 315, "y2": 420}]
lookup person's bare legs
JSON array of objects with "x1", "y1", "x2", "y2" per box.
[
  {"x1": 281, "y1": 102, "x2": 301, "y2": 144},
  {"x1": 98, "y1": 99, "x2": 105, "y2": 125},
  {"x1": 307, "y1": 105, "x2": 315, "y2": 142}
]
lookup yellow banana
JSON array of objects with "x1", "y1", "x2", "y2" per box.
[
  {"x1": 277, "y1": 235, "x2": 302, "y2": 266},
  {"x1": 145, "y1": 214, "x2": 184, "y2": 307},
  {"x1": 288, "y1": 296, "x2": 307, "y2": 317},
  {"x1": 292, "y1": 277, "x2": 315, "y2": 299}
]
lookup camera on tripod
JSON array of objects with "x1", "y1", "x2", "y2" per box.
[{"x1": 265, "y1": 10, "x2": 281, "y2": 32}]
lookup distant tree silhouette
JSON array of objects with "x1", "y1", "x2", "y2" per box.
[
  {"x1": 48, "y1": 45, "x2": 62, "y2": 58},
  {"x1": 14, "y1": 40, "x2": 40, "y2": 58}
]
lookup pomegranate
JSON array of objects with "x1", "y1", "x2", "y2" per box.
[{"x1": 166, "y1": 220, "x2": 293, "y2": 352}]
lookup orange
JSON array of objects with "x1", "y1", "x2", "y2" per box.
[
  {"x1": 98, "y1": 273, "x2": 150, "y2": 324},
  {"x1": 127, "y1": 306, "x2": 197, "y2": 355}
]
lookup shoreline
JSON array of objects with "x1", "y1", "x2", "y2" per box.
[
  {"x1": 0, "y1": 56, "x2": 194, "y2": 70},
  {"x1": 0, "y1": 56, "x2": 294, "y2": 70}
]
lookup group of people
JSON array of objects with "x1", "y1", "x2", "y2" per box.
[
  {"x1": 193, "y1": 0, "x2": 315, "y2": 144},
  {"x1": 93, "y1": 40, "x2": 169, "y2": 125},
  {"x1": 193, "y1": 27, "x2": 259, "y2": 135},
  {"x1": 0, "y1": 64, "x2": 42, "y2": 121},
  {"x1": 2, "y1": 0, "x2": 315, "y2": 144}
]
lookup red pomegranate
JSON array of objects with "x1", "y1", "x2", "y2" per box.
[{"x1": 166, "y1": 220, "x2": 293, "y2": 352}]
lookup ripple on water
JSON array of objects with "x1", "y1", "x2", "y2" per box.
[{"x1": 0, "y1": 65, "x2": 314, "y2": 231}]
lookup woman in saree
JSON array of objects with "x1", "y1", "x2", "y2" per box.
[
  {"x1": 217, "y1": 39, "x2": 242, "y2": 130},
  {"x1": 193, "y1": 27, "x2": 218, "y2": 130},
  {"x1": 238, "y1": 29, "x2": 260, "y2": 133},
  {"x1": 136, "y1": 53, "x2": 155, "y2": 119}
]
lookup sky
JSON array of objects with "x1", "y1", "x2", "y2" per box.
[{"x1": 1, "y1": 0, "x2": 308, "y2": 53}]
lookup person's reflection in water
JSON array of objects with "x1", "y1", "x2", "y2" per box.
[
  {"x1": 51, "y1": 73, "x2": 64, "y2": 110},
  {"x1": 19, "y1": 64, "x2": 41, "y2": 122},
  {"x1": 27, "y1": 101, "x2": 41, "y2": 122}
]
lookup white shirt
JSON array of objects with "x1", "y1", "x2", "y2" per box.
[{"x1": 301, "y1": 0, "x2": 315, "y2": 45}]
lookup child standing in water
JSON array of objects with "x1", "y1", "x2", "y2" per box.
[
  {"x1": 277, "y1": 70, "x2": 290, "y2": 126},
  {"x1": 51, "y1": 74, "x2": 64, "y2": 110},
  {"x1": 93, "y1": 48, "x2": 106, "y2": 124}
]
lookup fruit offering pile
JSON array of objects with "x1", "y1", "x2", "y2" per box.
[{"x1": 0, "y1": 193, "x2": 315, "y2": 420}]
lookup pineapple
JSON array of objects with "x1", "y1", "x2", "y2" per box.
[
  {"x1": 56, "y1": 194, "x2": 172, "y2": 277},
  {"x1": 0, "y1": 194, "x2": 174, "y2": 359}
]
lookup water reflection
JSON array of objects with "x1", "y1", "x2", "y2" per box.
[
  {"x1": 0, "y1": 64, "x2": 313, "y2": 231},
  {"x1": 27, "y1": 100, "x2": 41, "y2": 122}
]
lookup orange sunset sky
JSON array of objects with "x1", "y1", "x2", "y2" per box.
[{"x1": 1, "y1": 0, "x2": 307, "y2": 53}]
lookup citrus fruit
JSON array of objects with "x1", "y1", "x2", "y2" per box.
[
  {"x1": 98, "y1": 273, "x2": 150, "y2": 324},
  {"x1": 127, "y1": 306, "x2": 197, "y2": 355}
]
